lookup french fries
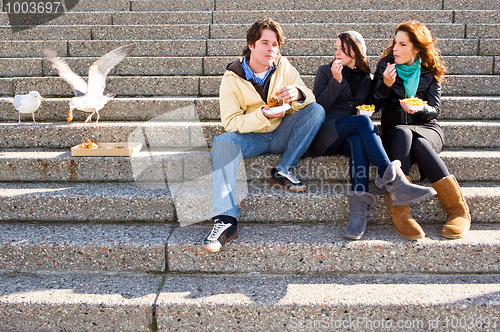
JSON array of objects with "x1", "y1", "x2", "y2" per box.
[
  {"x1": 356, "y1": 104, "x2": 375, "y2": 112},
  {"x1": 78, "y1": 138, "x2": 98, "y2": 149},
  {"x1": 401, "y1": 97, "x2": 425, "y2": 106}
]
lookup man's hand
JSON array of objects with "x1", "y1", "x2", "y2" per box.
[
  {"x1": 383, "y1": 62, "x2": 397, "y2": 87},
  {"x1": 331, "y1": 59, "x2": 343, "y2": 83},
  {"x1": 276, "y1": 85, "x2": 303, "y2": 103},
  {"x1": 261, "y1": 105, "x2": 285, "y2": 118}
]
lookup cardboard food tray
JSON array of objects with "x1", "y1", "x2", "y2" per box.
[{"x1": 71, "y1": 142, "x2": 143, "y2": 157}]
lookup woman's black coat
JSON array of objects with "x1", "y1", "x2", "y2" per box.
[{"x1": 308, "y1": 63, "x2": 372, "y2": 157}]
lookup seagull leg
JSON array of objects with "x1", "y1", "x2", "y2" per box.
[
  {"x1": 17, "y1": 112, "x2": 24, "y2": 126},
  {"x1": 95, "y1": 111, "x2": 100, "y2": 124},
  {"x1": 32, "y1": 112, "x2": 37, "y2": 124},
  {"x1": 84, "y1": 111, "x2": 96, "y2": 123}
]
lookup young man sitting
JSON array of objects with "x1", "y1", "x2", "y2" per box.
[{"x1": 202, "y1": 17, "x2": 325, "y2": 252}]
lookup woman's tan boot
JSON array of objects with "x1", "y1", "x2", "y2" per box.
[
  {"x1": 431, "y1": 175, "x2": 471, "y2": 239},
  {"x1": 387, "y1": 176, "x2": 425, "y2": 240}
]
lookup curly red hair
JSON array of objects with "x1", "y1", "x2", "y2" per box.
[{"x1": 380, "y1": 21, "x2": 446, "y2": 82}]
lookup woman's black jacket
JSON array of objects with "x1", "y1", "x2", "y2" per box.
[
  {"x1": 370, "y1": 56, "x2": 441, "y2": 130},
  {"x1": 308, "y1": 63, "x2": 372, "y2": 157}
]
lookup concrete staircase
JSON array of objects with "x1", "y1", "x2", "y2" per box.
[{"x1": 1, "y1": 0, "x2": 500, "y2": 331}]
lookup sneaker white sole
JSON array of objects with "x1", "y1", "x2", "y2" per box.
[
  {"x1": 269, "y1": 178, "x2": 307, "y2": 193},
  {"x1": 201, "y1": 231, "x2": 238, "y2": 253}
]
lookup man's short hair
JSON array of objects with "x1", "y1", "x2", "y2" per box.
[{"x1": 243, "y1": 17, "x2": 286, "y2": 59}]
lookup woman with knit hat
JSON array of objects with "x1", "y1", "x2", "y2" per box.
[{"x1": 306, "y1": 31, "x2": 436, "y2": 240}]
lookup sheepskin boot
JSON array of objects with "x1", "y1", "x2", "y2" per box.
[
  {"x1": 375, "y1": 160, "x2": 436, "y2": 206},
  {"x1": 342, "y1": 191, "x2": 377, "y2": 240},
  {"x1": 431, "y1": 175, "x2": 471, "y2": 239},
  {"x1": 387, "y1": 187, "x2": 425, "y2": 240}
]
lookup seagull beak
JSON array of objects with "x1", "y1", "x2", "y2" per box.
[{"x1": 40, "y1": 97, "x2": 47, "y2": 101}]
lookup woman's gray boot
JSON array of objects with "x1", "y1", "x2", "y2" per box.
[
  {"x1": 375, "y1": 160, "x2": 436, "y2": 207},
  {"x1": 342, "y1": 191, "x2": 377, "y2": 240}
]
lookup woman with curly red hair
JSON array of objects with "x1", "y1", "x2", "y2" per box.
[{"x1": 371, "y1": 21, "x2": 470, "y2": 240}]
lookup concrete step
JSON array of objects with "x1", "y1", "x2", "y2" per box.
[
  {"x1": 213, "y1": 10, "x2": 454, "y2": 24},
  {"x1": 0, "y1": 181, "x2": 497, "y2": 224},
  {"x1": 0, "y1": 25, "x2": 91, "y2": 40},
  {"x1": 209, "y1": 38, "x2": 483, "y2": 56},
  {"x1": 0, "y1": 97, "x2": 208, "y2": 122},
  {"x1": 203, "y1": 55, "x2": 496, "y2": 76},
  {"x1": 0, "y1": 182, "x2": 174, "y2": 222},
  {"x1": 0, "y1": 55, "x2": 495, "y2": 77},
  {"x1": 2, "y1": 9, "x2": 499, "y2": 27},
  {"x1": 4, "y1": 23, "x2": 493, "y2": 41},
  {"x1": 2, "y1": 96, "x2": 499, "y2": 122},
  {"x1": 0, "y1": 121, "x2": 211, "y2": 148},
  {"x1": 2, "y1": 271, "x2": 499, "y2": 332},
  {"x1": 455, "y1": 10, "x2": 500, "y2": 24},
  {"x1": 119, "y1": 10, "x2": 500, "y2": 25},
  {"x1": 2, "y1": 0, "x2": 130, "y2": 12},
  {"x1": 0, "y1": 271, "x2": 159, "y2": 332},
  {"x1": 0, "y1": 120, "x2": 498, "y2": 149},
  {"x1": 1, "y1": 12, "x2": 113, "y2": 26},
  {"x1": 444, "y1": 0, "x2": 500, "y2": 10},
  {"x1": 154, "y1": 273, "x2": 500, "y2": 331},
  {"x1": 0, "y1": 24, "x2": 211, "y2": 41},
  {"x1": 2, "y1": 11, "x2": 213, "y2": 26},
  {"x1": 210, "y1": 23, "x2": 468, "y2": 39},
  {"x1": 114, "y1": 11, "x2": 212, "y2": 24},
  {"x1": 199, "y1": 75, "x2": 500, "y2": 97},
  {"x1": 0, "y1": 149, "x2": 498, "y2": 183},
  {"x1": 1, "y1": 222, "x2": 500, "y2": 274},
  {"x1": 480, "y1": 39, "x2": 500, "y2": 55},
  {"x1": 0, "y1": 223, "x2": 170, "y2": 272},
  {"x1": 215, "y1": 0, "x2": 444, "y2": 10},
  {"x1": 168, "y1": 224, "x2": 500, "y2": 274},
  {"x1": 0, "y1": 38, "x2": 486, "y2": 58},
  {"x1": 11, "y1": 9, "x2": 492, "y2": 25},
  {"x1": 3, "y1": 74, "x2": 500, "y2": 97},
  {"x1": 131, "y1": 0, "x2": 214, "y2": 11},
  {"x1": 0, "y1": 40, "x2": 208, "y2": 57},
  {"x1": 468, "y1": 24, "x2": 500, "y2": 39}
]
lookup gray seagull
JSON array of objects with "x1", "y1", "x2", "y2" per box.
[{"x1": 43, "y1": 44, "x2": 136, "y2": 123}]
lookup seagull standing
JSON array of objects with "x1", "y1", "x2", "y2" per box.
[
  {"x1": 43, "y1": 44, "x2": 136, "y2": 123},
  {"x1": 10, "y1": 91, "x2": 46, "y2": 125}
]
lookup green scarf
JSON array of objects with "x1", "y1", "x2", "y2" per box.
[{"x1": 396, "y1": 57, "x2": 421, "y2": 98}]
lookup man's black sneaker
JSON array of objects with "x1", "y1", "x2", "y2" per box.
[
  {"x1": 269, "y1": 168, "x2": 307, "y2": 192},
  {"x1": 201, "y1": 217, "x2": 238, "y2": 253}
]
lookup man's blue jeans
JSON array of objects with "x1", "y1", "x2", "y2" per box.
[
  {"x1": 211, "y1": 102, "x2": 325, "y2": 220},
  {"x1": 324, "y1": 114, "x2": 390, "y2": 192}
]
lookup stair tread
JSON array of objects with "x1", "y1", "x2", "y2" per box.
[
  {"x1": 0, "y1": 181, "x2": 498, "y2": 224},
  {"x1": 168, "y1": 224, "x2": 500, "y2": 273},
  {"x1": 1, "y1": 270, "x2": 499, "y2": 331}
]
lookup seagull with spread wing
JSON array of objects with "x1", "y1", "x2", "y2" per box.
[{"x1": 43, "y1": 44, "x2": 136, "y2": 123}]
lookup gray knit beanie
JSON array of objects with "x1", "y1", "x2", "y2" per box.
[{"x1": 344, "y1": 30, "x2": 367, "y2": 57}]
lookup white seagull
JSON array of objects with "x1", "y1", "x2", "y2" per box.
[
  {"x1": 10, "y1": 91, "x2": 46, "y2": 125},
  {"x1": 43, "y1": 44, "x2": 136, "y2": 123}
]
